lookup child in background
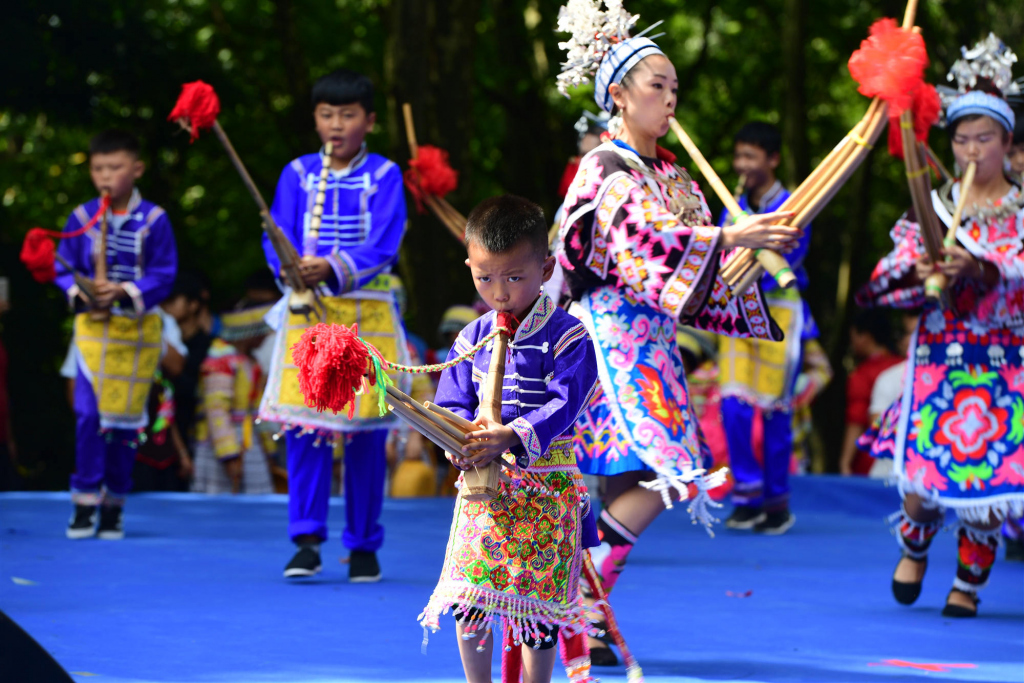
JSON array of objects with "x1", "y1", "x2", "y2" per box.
[
  {"x1": 192, "y1": 301, "x2": 275, "y2": 494},
  {"x1": 258, "y1": 68, "x2": 408, "y2": 581},
  {"x1": 840, "y1": 309, "x2": 901, "y2": 475},
  {"x1": 55, "y1": 129, "x2": 177, "y2": 540},
  {"x1": 419, "y1": 195, "x2": 599, "y2": 683}
]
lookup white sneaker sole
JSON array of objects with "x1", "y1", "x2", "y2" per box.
[
  {"x1": 725, "y1": 513, "x2": 767, "y2": 530},
  {"x1": 66, "y1": 527, "x2": 96, "y2": 540},
  {"x1": 348, "y1": 573, "x2": 382, "y2": 584},
  {"x1": 283, "y1": 566, "x2": 322, "y2": 578},
  {"x1": 757, "y1": 514, "x2": 796, "y2": 536},
  {"x1": 97, "y1": 530, "x2": 125, "y2": 540}
]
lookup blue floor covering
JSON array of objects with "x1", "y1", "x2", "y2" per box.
[{"x1": 0, "y1": 476, "x2": 1021, "y2": 683}]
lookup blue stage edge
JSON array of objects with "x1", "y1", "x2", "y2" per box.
[{"x1": 1, "y1": 476, "x2": 1022, "y2": 683}]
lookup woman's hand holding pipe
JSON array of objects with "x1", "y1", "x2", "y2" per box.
[{"x1": 720, "y1": 211, "x2": 802, "y2": 252}]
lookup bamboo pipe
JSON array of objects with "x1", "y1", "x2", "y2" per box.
[
  {"x1": 924, "y1": 161, "x2": 976, "y2": 300},
  {"x1": 924, "y1": 145, "x2": 954, "y2": 185},
  {"x1": 209, "y1": 119, "x2": 310, "y2": 300},
  {"x1": 386, "y1": 391, "x2": 468, "y2": 456},
  {"x1": 55, "y1": 253, "x2": 97, "y2": 304},
  {"x1": 425, "y1": 401, "x2": 478, "y2": 432},
  {"x1": 461, "y1": 327, "x2": 508, "y2": 501},
  {"x1": 668, "y1": 118, "x2": 796, "y2": 288},
  {"x1": 402, "y1": 103, "x2": 419, "y2": 160},
  {"x1": 386, "y1": 384, "x2": 470, "y2": 444},
  {"x1": 721, "y1": 100, "x2": 882, "y2": 283},
  {"x1": 90, "y1": 191, "x2": 111, "y2": 322}
]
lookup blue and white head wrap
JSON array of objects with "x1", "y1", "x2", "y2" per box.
[
  {"x1": 947, "y1": 90, "x2": 1015, "y2": 133},
  {"x1": 593, "y1": 37, "x2": 665, "y2": 112}
]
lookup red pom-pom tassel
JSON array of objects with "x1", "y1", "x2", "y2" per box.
[
  {"x1": 404, "y1": 145, "x2": 459, "y2": 212},
  {"x1": 888, "y1": 83, "x2": 942, "y2": 159},
  {"x1": 20, "y1": 228, "x2": 57, "y2": 283},
  {"x1": 168, "y1": 81, "x2": 222, "y2": 142},
  {"x1": 848, "y1": 18, "x2": 929, "y2": 118},
  {"x1": 292, "y1": 322, "x2": 370, "y2": 417}
]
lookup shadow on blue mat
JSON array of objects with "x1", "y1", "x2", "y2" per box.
[{"x1": 0, "y1": 477, "x2": 1021, "y2": 683}]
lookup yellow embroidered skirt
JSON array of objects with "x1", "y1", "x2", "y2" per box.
[
  {"x1": 717, "y1": 289, "x2": 804, "y2": 410},
  {"x1": 73, "y1": 312, "x2": 163, "y2": 430},
  {"x1": 258, "y1": 275, "x2": 410, "y2": 432},
  {"x1": 418, "y1": 439, "x2": 588, "y2": 646}
]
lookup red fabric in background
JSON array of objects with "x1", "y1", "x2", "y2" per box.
[{"x1": 848, "y1": 351, "x2": 902, "y2": 475}]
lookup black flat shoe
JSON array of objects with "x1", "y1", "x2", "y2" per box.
[
  {"x1": 891, "y1": 554, "x2": 927, "y2": 605},
  {"x1": 941, "y1": 589, "x2": 978, "y2": 618},
  {"x1": 589, "y1": 642, "x2": 619, "y2": 667},
  {"x1": 591, "y1": 620, "x2": 614, "y2": 645}
]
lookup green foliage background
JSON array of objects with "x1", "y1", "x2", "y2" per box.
[{"x1": 1, "y1": 0, "x2": 1021, "y2": 486}]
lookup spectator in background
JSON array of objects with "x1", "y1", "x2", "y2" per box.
[
  {"x1": 132, "y1": 300, "x2": 191, "y2": 491},
  {"x1": 840, "y1": 309, "x2": 902, "y2": 475},
  {"x1": 864, "y1": 310, "x2": 921, "y2": 478},
  {"x1": 161, "y1": 271, "x2": 214, "y2": 454},
  {"x1": 192, "y1": 299, "x2": 275, "y2": 494},
  {"x1": 1008, "y1": 110, "x2": 1023, "y2": 183}
]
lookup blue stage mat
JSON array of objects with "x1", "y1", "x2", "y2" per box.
[{"x1": 1, "y1": 477, "x2": 1021, "y2": 683}]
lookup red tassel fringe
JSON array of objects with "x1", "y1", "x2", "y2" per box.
[
  {"x1": 888, "y1": 83, "x2": 942, "y2": 159},
  {"x1": 20, "y1": 194, "x2": 112, "y2": 283},
  {"x1": 168, "y1": 81, "x2": 222, "y2": 142},
  {"x1": 291, "y1": 322, "x2": 369, "y2": 417},
  {"x1": 848, "y1": 18, "x2": 929, "y2": 118},
  {"x1": 403, "y1": 145, "x2": 459, "y2": 213}
]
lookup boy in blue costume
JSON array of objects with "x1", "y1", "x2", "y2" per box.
[
  {"x1": 717, "y1": 122, "x2": 816, "y2": 534},
  {"x1": 55, "y1": 129, "x2": 178, "y2": 540},
  {"x1": 259, "y1": 69, "x2": 408, "y2": 581}
]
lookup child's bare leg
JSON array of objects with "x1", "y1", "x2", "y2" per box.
[
  {"x1": 521, "y1": 644, "x2": 557, "y2": 683},
  {"x1": 455, "y1": 620, "x2": 493, "y2": 683}
]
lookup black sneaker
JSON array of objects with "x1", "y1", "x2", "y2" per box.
[
  {"x1": 754, "y1": 510, "x2": 796, "y2": 535},
  {"x1": 284, "y1": 545, "x2": 322, "y2": 578},
  {"x1": 97, "y1": 506, "x2": 124, "y2": 540},
  {"x1": 725, "y1": 506, "x2": 766, "y2": 530},
  {"x1": 348, "y1": 550, "x2": 382, "y2": 583},
  {"x1": 66, "y1": 505, "x2": 97, "y2": 539}
]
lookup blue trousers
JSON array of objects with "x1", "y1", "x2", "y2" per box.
[
  {"x1": 70, "y1": 367, "x2": 138, "y2": 505},
  {"x1": 722, "y1": 396, "x2": 792, "y2": 511},
  {"x1": 286, "y1": 429, "x2": 386, "y2": 551}
]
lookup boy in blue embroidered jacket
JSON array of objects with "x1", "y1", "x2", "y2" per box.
[
  {"x1": 419, "y1": 195, "x2": 599, "y2": 683},
  {"x1": 258, "y1": 69, "x2": 408, "y2": 582},
  {"x1": 716, "y1": 122, "x2": 818, "y2": 535},
  {"x1": 54, "y1": 129, "x2": 178, "y2": 540}
]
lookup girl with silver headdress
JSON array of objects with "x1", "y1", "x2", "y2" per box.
[
  {"x1": 554, "y1": 0, "x2": 801, "y2": 663},
  {"x1": 857, "y1": 34, "x2": 1024, "y2": 618}
]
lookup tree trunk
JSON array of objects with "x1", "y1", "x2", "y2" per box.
[{"x1": 781, "y1": 0, "x2": 810, "y2": 184}]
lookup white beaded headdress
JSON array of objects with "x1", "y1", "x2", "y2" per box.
[
  {"x1": 556, "y1": 0, "x2": 665, "y2": 113},
  {"x1": 940, "y1": 33, "x2": 1020, "y2": 132}
]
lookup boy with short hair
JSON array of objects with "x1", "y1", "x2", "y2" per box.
[
  {"x1": 258, "y1": 68, "x2": 409, "y2": 581},
  {"x1": 55, "y1": 129, "x2": 178, "y2": 539},
  {"x1": 418, "y1": 194, "x2": 599, "y2": 683},
  {"x1": 717, "y1": 121, "x2": 816, "y2": 534}
]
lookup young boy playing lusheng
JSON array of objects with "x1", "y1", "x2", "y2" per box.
[
  {"x1": 55, "y1": 129, "x2": 178, "y2": 539},
  {"x1": 418, "y1": 195, "x2": 599, "y2": 683},
  {"x1": 717, "y1": 122, "x2": 815, "y2": 534},
  {"x1": 258, "y1": 69, "x2": 409, "y2": 581}
]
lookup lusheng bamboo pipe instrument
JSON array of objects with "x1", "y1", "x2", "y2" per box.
[
  {"x1": 924, "y1": 161, "x2": 976, "y2": 300},
  {"x1": 206, "y1": 120, "x2": 320, "y2": 318},
  {"x1": 402, "y1": 104, "x2": 469, "y2": 243},
  {"x1": 667, "y1": 118, "x2": 796, "y2": 289},
  {"x1": 54, "y1": 252, "x2": 98, "y2": 305},
  {"x1": 90, "y1": 191, "x2": 111, "y2": 322},
  {"x1": 460, "y1": 324, "x2": 507, "y2": 500},
  {"x1": 720, "y1": 0, "x2": 921, "y2": 292}
]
